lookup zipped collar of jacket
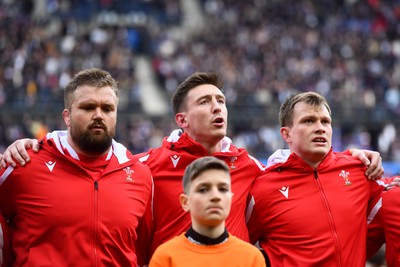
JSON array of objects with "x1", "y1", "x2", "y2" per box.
[
  {"x1": 165, "y1": 129, "x2": 235, "y2": 154},
  {"x1": 273, "y1": 148, "x2": 334, "y2": 172},
  {"x1": 44, "y1": 130, "x2": 131, "y2": 165}
]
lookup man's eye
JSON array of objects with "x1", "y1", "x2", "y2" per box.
[{"x1": 198, "y1": 188, "x2": 208, "y2": 193}]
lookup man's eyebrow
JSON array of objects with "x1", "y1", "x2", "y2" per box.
[{"x1": 197, "y1": 94, "x2": 212, "y2": 100}]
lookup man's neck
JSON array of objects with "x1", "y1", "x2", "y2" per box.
[
  {"x1": 202, "y1": 142, "x2": 222, "y2": 155},
  {"x1": 189, "y1": 135, "x2": 223, "y2": 155}
]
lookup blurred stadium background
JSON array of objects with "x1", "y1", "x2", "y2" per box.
[{"x1": 0, "y1": 0, "x2": 399, "y2": 178}]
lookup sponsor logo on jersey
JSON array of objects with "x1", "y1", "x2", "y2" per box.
[
  {"x1": 170, "y1": 155, "x2": 180, "y2": 168},
  {"x1": 45, "y1": 161, "x2": 56, "y2": 172},
  {"x1": 279, "y1": 186, "x2": 289, "y2": 199}
]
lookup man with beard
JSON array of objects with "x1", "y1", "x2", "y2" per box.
[{"x1": 0, "y1": 68, "x2": 153, "y2": 266}]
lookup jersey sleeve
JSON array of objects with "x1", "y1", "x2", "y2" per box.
[
  {"x1": 366, "y1": 193, "x2": 385, "y2": 260},
  {"x1": 0, "y1": 212, "x2": 14, "y2": 267},
  {"x1": 246, "y1": 193, "x2": 264, "y2": 245},
  {"x1": 135, "y1": 177, "x2": 154, "y2": 267}
]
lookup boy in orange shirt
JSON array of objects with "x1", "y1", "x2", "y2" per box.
[{"x1": 149, "y1": 156, "x2": 266, "y2": 267}]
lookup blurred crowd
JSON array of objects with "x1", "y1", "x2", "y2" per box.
[{"x1": 0, "y1": 0, "x2": 399, "y2": 175}]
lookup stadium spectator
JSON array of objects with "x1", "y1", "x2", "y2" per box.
[{"x1": 1, "y1": 1, "x2": 400, "y2": 161}]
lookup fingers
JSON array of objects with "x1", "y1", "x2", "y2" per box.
[
  {"x1": 364, "y1": 151, "x2": 384, "y2": 180},
  {"x1": 1, "y1": 147, "x2": 17, "y2": 168},
  {"x1": 350, "y1": 148, "x2": 371, "y2": 167},
  {"x1": 0, "y1": 138, "x2": 38, "y2": 168},
  {"x1": 31, "y1": 140, "x2": 41, "y2": 152},
  {"x1": 387, "y1": 177, "x2": 400, "y2": 190},
  {"x1": 358, "y1": 153, "x2": 371, "y2": 167}
]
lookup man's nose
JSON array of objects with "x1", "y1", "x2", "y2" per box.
[
  {"x1": 93, "y1": 107, "x2": 104, "y2": 119},
  {"x1": 315, "y1": 121, "x2": 326, "y2": 132},
  {"x1": 211, "y1": 99, "x2": 222, "y2": 113}
]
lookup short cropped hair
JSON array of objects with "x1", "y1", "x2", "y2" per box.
[
  {"x1": 64, "y1": 68, "x2": 119, "y2": 109},
  {"x1": 279, "y1": 92, "x2": 331, "y2": 127},
  {"x1": 182, "y1": 156, "x2": 230, "y2": 194},
  {"x1": 171, "y1": 72, "x2": 223, "y2": 115}
]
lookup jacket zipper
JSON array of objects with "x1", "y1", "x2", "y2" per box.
[
  {"x1": 313, "y1": 170, "x2": 343, "y2": 267},
  {"x1": 94, "y1": 180, "x2": 99, "y2": 267}
]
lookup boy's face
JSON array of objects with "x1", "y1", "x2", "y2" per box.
[{"x1": 180, "y1": 169, "x2": 232, "y2": 229}]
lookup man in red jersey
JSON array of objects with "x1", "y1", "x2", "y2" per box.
[
  {"x1": 0, "y1": 68, "x2": 153, "y2": 266},
  {"x1": 0, "y1": 73, "x2": 384, "y2": 266},
  {"x1": 367, "y1": 185, "x2": 400, "y2": 267},
  {"x1": 247, "y1": 92, "x2": 388, "y2": 267},
  {"x1": 134, "y1": 72, "x2": 267, "y2": 264}
]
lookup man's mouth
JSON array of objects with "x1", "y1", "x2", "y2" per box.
[
  {"x1": 313, "y1": 137, "x2": 326, "y2": 143},
  {"x1": 212, "y1": 117, "x2": 224, "y2": 125}
]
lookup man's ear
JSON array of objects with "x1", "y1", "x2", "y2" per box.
[
  {"x1": 180, "y1": 193, "x2": 190, "y2": 212},
  {"x1": 280, "y1": 126, "x2": 291, "y2": 144},
  {"x1": 175, "y1": 113, "x2": 188, "y2": 128},
  {"x1": 62, "y1": 109, "x2": 71, "y2": 128}
]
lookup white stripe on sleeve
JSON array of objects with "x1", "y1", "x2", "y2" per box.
[
  {"x1": 0, "y1": 221, "x2": 4, "y2": 265},
  {"x1": 367, "y1": 197, "x2": 382, "y2": 224},
  {"x1": 0, "y1": 166, "x2": 14, "y2": 186}
]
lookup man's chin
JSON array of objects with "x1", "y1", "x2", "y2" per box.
[
  {"x1": 312, "y1": 148, "x2": 330, "y2": 158},
  {"x1": 214, "y1": 128, "x2": 227, "y2": 137}
]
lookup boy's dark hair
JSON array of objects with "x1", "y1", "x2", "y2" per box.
[{"x1": 182, "y1": 156, "x2": 230, "y2": 194}]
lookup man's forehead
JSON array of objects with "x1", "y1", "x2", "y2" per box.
[{"x1": 188, "y1": 84, "x2": 224, "y2": 98}]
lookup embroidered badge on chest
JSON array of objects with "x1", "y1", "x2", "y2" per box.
[
  {"x1": 229, "y1": 156, "x2": 237, "y2": 169},
  {"x1": 339, "y1": 170, "x2": 352, "y2": 186},
  {"x1": 124, "y1": 167, "x2": 134, "y2": 182}
]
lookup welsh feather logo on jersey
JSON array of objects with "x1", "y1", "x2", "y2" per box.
[
  {"x1": 229, "y1": 157, "x2": 237, "y2": 169},
  {"x1": 170, "y1": 155, "x2": 180, "y2": 168},
  {"x1": 124, "y1": 167, "x2": 134, "y2": 182},
  {"x1": 339, "y1": 170, "x2": 352, "y2": 186}
]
